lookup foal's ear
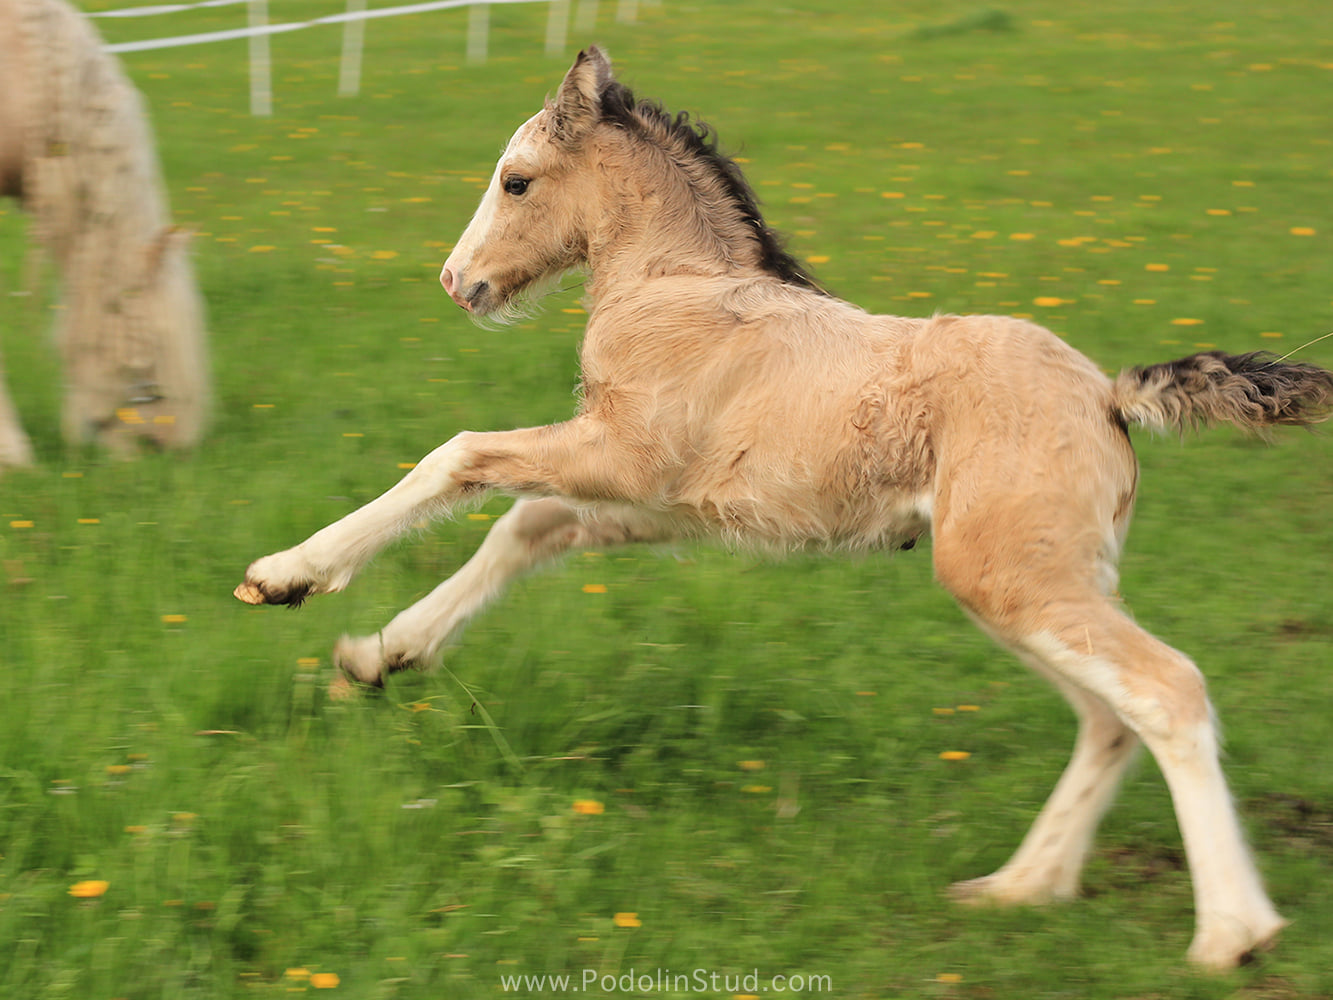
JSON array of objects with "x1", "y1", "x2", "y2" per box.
[{"x1": 550, "y1": 46, "x2": 613, "y2": 145}]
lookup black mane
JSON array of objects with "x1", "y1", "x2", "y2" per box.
[{"x1": 597, "y1": 79, "x2": 826, "y2": 294}]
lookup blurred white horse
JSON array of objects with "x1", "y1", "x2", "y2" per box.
[{"x1": 0, "y1": 0, "x2": 208, "y2": 466}]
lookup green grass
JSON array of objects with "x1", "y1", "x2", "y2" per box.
[{"x1": 2, "y1": 0, "x2": 1332, "y2": 996}]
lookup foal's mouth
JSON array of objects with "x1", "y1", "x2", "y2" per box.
[{"x1": 447, "y1": 280, "x2": 490, "y2": 314}]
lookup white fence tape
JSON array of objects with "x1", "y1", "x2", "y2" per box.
[
  {"x1": 88, "y1": 0, "x2": 250, "y2": 18},
  {"x1": 97, "y1": 0, "x2": 645, "y2": 114},
  {"x1": 102, "y1": 0, "x2": 553, "y2": 54}
]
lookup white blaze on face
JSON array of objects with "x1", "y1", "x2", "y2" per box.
[{"x1": 440, "y1": 112, "x2": 547, "y2": 307}]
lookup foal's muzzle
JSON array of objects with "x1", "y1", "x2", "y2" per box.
[{"x1": 440, "y1": 264, "x2": 489, "y2": 313}]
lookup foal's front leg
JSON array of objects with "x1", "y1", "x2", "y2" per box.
[
  {"x1": 234, "y1": 420, "x2": 640, "y2": 606},
  {"x1": 334, "y1": 496, "x2": 675, "y2": 686}
]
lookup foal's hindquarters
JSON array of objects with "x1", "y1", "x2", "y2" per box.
[{"x1": 919, "y1": 317, "x2": 1284, "y2": 968}]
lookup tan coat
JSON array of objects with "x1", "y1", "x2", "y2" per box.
[{"x1": 238, "y1": 47, "x2": 1332, "y2": 971}]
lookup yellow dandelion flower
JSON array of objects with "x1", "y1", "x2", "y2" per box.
[
  {"x1": 311, "y1": 972, "x2": 340, "y2": 989},
  {"x1": 957, "y1": 704, "x2": 980, "y2": 712},
  {"x1": 285, "y1": 968, "x2": 311, "y2": 981},
  {"x1": 69, "y1": 880, "x2": 109, "y2": 898},
  {"x1": 1171, "y1": 318, "x2": 1204, "y2": 326},
  {"x1": 582, "y1": 583, "x2": 608, "y2": 594},
  {"x1": 741, "y1": 784, "x2": 772, "y2": 794},
  {"x1": 613, "y1": 912, "x2": 641, "y2": 928},
  {"x1": 161, "y1": 614, "x2": 187, "y2": 624},
  {"x1": 106, "y1": 764, "x2": 132, "y2": 776},
  {"x1": 936, "y1": 972, "x2": 964, "y2": 983},
  {"x1": 10, "y1": 520, "x2": 34, "y2": 528},
  {"x1": 1145, "y1": 263, "x2": 1170, "y2": 272},
  {"x1": 738, "y1": 760, "x2": 766, "y2": 771},
  {"x1": 939, "y1": 751, "x2": 972, "y2": 761},
  {"x1": 933, "y1": 707, "x2": 956, "y2": 716},
  {"x1": 573, "y1": 799, "x2": 605, "y2": 815},
  {"x1": 1033, "y1": 296, "x2": 1064, "y2": 307},
  {"x1": 1009, "y1": 232, "x2": 1036, "y2": 241},
  {"x1": 1290, "y1": 227, "x2": 1316, "y2": 236}
]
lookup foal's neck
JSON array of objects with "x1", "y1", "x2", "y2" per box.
[{"x1": 584, "y1": 129, "x2": 769, "y2": 297}]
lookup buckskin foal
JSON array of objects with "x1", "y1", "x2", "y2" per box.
[{"x1": 236, "y1": 47, "x2": 1333, "y2": 970}]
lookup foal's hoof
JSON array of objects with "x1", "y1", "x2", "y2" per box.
[
  {"x1": 234, "y1": 551, "x2": 321, "y2": 607},
  {"x1": 333, "y1": 633, "x2": 391, "y2": 688},
  {"x1": 233, "y1": 577, "x2": 314, "y2": 607},
  {"x1": 948, "y1": 872, "x2": 1068, "y2": 906},
  {"x1": 334, "y1": 633, "x2": 426, "y2": 688},
  {"x1": 1186, "y1": 915, "x2": 1287, "y2": 972}
]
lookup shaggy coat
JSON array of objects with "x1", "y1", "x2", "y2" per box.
[
  {"x1": 0, "y1": 0, "x2": 208, "y2": 464},
  {"x1": 236, "y1": 47, "x2": 1333, "y2": 970}
]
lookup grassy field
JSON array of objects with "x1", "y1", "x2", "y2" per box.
[{"x1": 2, "y1": 0, "x2": 1332, "y2": 996}]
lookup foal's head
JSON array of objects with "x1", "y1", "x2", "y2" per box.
[{"x1": 440, "y1": 47, "x2": 820, "y2": 321}]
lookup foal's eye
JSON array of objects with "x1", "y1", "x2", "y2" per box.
[{"x1": 503, "y1": 176, "x2": 531, "y2": 197}]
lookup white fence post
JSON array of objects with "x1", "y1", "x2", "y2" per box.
[
  {"x1": 544, "y1": 0, "x2": 569, "y2": 56},
  {"x1": 574, "y1": 0, "x2": 598, "y2": 34},
  {"x1": 467, "y1": 3, "x2": 490, "y2": 64},
  {"x1": 339, "y1": 0, "x2": 367, "y2": 96},
  {"x1": 247, "y1": 0, "x2": 272, "y2": 115}
]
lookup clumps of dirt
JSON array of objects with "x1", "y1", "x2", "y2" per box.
[{"x1": 1248, "y1": 792, "x2": 1333, "y2": 851}]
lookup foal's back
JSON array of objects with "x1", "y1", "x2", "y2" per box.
[{"x1": 583, "y1": 272, "x2": 1127, "y2": 554}]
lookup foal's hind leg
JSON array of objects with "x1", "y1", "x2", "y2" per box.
[
  {"x1": 334, "y1": 496, "x2": 674, "y2": 686},
  {"x1": 1017, "y1": 618, "x2": 1285, "y2": 969},
  {"x1": 951, "y1": 656, "x2": 1140, "y2": 904},
  {"x1": 943, "y1": 558, "x2": 1285, "y2": 967}
]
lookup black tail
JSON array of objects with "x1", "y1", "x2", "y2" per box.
[{"x1": 1111, "y1": 351, "x2": 1333, "y2": 433}]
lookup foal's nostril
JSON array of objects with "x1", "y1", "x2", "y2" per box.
[{"x1": 440, "y1": 265, "x2": 457, "y2": 295}]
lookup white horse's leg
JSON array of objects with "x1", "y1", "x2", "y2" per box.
[
  {"x1": 235, "y1": 420, "x2": 638, "y2": 606},
  {"x1": 333, "y1": 496, "x2": 674, "y2": 686},
  {"x1": 952, "y1": 656, "x2": 1140, "y2": 904},
  {"x1": 0, "y1": 346, "x2": 35, "y2": 467}
]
